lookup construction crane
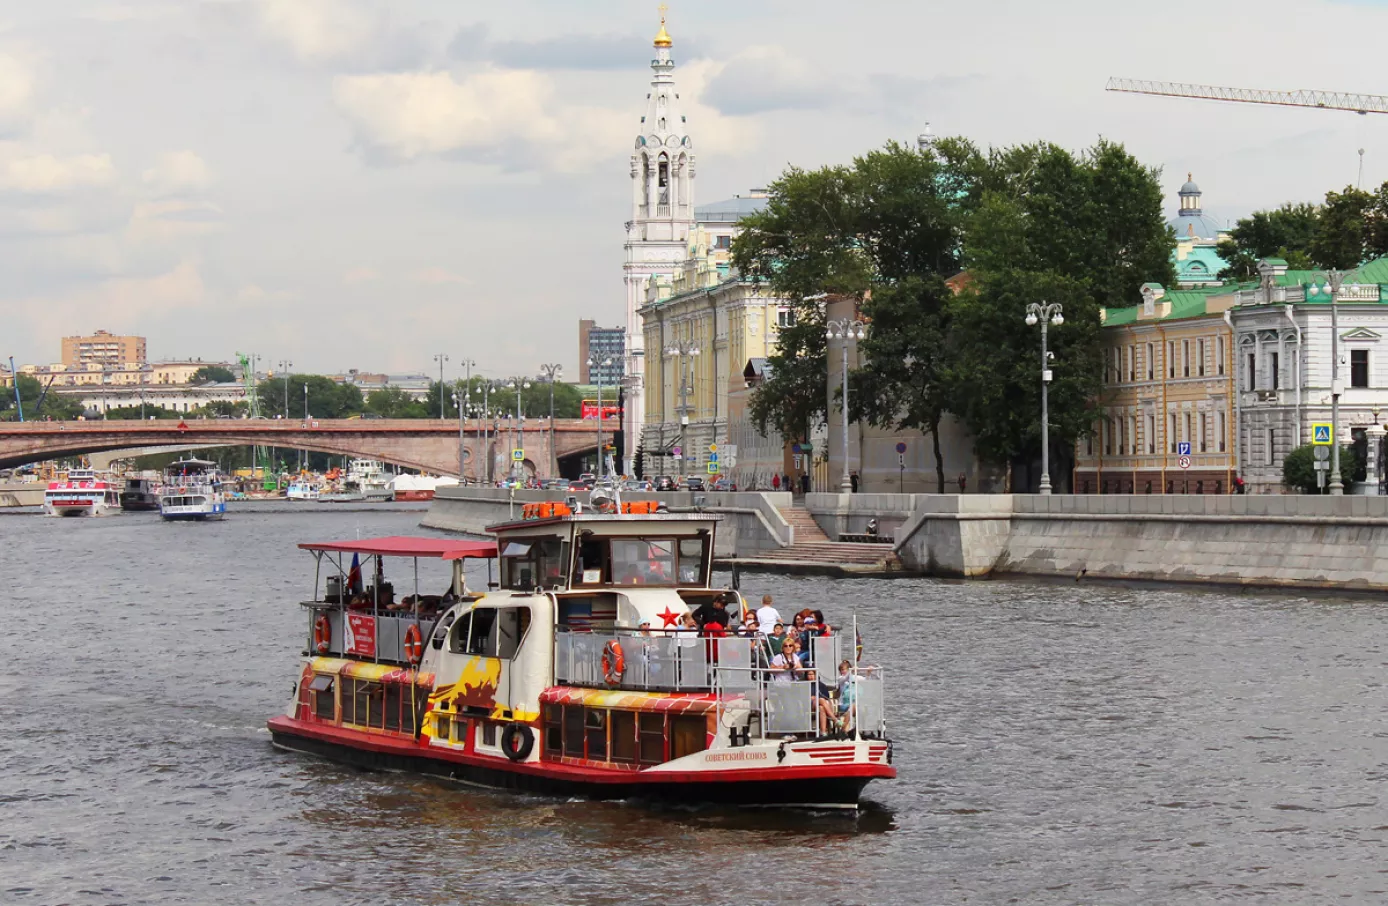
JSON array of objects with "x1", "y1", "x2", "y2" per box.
[{"x1": 1106, "y1": 78, "x2": 1388, "y2": 116}]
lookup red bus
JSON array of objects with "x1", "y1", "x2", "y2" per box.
[{"x1": 580, "y1": 400, "x2": 622, "y2": 420}]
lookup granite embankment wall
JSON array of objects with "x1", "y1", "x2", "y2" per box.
[
  {"x1": 422, "y1": 487, "x2": 795, "y2": 559},
  {"x1": 882, "y1": 494, "x2": 1388, "y2": 592}
]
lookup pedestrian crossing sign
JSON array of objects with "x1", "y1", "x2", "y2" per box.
[
  {"x1": 1312, "y1": 423, "x2": 1333, "y2": 445},
  {"x1": 512, "y1": 448, "x2": 524, "y2": 461}
]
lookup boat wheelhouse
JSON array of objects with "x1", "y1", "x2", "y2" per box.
[
  {"x1": 159, "y1": 458, "x2": 227, "y2": 521},
  {"x1": 43, "y1": 468, "x2": 121, "y2": 517},
  {"x1": 267, "y1": 506, "x2": 893, "y2": 808},
  {"x1": 119, "y1": 475, "x2": 161, "y2": 511}
]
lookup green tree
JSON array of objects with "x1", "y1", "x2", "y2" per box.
[
  {"x1": 259, "y1": 374, "x2": 363, "y2": 419},
  {"x1": 190, "y1": 365, "x2": 236, "y2": 384},
  {"x1": 952, "y1": 140, "x2": 1172, "y2": 487},
  {"x1": 367, "y1": 386, "x2": 428, "y2": 418},
  {"x1": 1311, "y1": 186, "x2": 1373, "y2": 269},
  {"x1": 1215, "y1": 203, "x2": 1319, "y2": 280},
  {"x1": 0, "y1": 374, "x2": 84, "y2": 421},
  {"x1": 1283, "y1": 443, "x2": 1361, "y2": 493},
  {"x1": 195, "y1": 400, "x2": 249, "y2": 417}
]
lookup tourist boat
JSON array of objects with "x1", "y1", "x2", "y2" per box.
[
  {"x1": 286, "y1": 479, "x2": 320, "y2": 501},
  {"x1": 348, "y1": 459, "x2": 393, "y2": 501},
  {"x1": 43, "y1": 468, "x2": 121, "y2": 517},
  {"x1": 267, "y1": 496, "x2": 894, "y2": 808},
  {"x1": 158, "y1": 458, "x2": 228, "y2": 521},
  {"x1": 119, "y1": 475, "x2": 162, "y2": 511}
]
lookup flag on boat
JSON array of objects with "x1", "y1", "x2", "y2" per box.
[{"x1": 347, "y1": 552, "x2": 363, "y2": 595}]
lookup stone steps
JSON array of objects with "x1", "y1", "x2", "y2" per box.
[{"x1": 778, "y1": 505, "x2": 832, "y2": 544}]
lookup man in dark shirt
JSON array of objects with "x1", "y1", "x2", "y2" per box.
[{"x1": 692, "y1": 594, "x2": 730, "y2": 631}]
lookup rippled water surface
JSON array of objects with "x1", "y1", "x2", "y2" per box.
[{"x1": 4, "y1": 502, "x2": 1388, "y2": 904}]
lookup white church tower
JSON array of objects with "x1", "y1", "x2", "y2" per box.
[{"x1": 621, "y1": 8, "x2": 695, "y2": 475}]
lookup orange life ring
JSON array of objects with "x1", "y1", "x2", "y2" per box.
[
  {"x1": 601, "y1": 639, "x2": 625, "y2": 686},
  {"x1": 404, "y1": 624, "x2": 424, "y2": 666},
  {"x1": 313, "y1": 615, "x2": 331, "y2": 655}
]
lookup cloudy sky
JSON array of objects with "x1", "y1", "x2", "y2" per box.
[{"x1": 5, "y1": 0, "x2": 1388, "y2": 382}]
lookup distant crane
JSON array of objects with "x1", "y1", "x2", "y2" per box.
[
  {"x1": 1106, "y1": 78, "x2": 1388, "y2": 116},
  {"x1": 1108, "y1": 78, "x2": 1387, "y2": 186}
]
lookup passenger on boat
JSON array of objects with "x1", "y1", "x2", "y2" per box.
[
  {"x1": 769, "y1": 639, "x2": 803, "y2": 682},
  {"x1": 755, "y1": 595, "x2": 781, "y2": 635},
  {"x1": 738, "y1": 616, "x2": 760, "y2": 637},
  {"x1": 766, "y1": 622, "x2": 787, "y2": 655},
  {"x1": 347, "y1": 593, "x2": 373, "y2": 611},
  {"x1": 806, "y1": 668, "x2": 837, "y2": 734},
  {"x1": 692, "y1": 594, "x2": 730, "y2": 631}
]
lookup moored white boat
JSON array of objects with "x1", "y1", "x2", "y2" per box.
[
  {"x1": 44, "y1": 469, "x2": 121, "y2": 517},
  {"x1": 286, "y1": 479, "x2": 320, "y2": 501},
  {"x1": 391, "y1": 473, "x2": 459, "y2": 501},
  {"x1": 268, "y1": 491, "x2": 894, "y2": 808},
  {"x1": 159, "y1": 458, "x2": 228, "y2": 521}
]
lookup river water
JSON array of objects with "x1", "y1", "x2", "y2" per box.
[{"x1": 3, "y1": 503, "x2": 1388, "y2": 905}]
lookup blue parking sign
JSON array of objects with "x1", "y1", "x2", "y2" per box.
[{"x1": 1177, "y1": 442, "x2": 1191, "y2": 456}]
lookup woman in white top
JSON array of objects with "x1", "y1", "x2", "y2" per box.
[{"x1": 769, "y1": 638, "x2": 803, "y2": 683}]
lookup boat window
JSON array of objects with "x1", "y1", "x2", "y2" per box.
[
  {"x1": 467, "y1": 609, "x2": 497, "y2": 655},
  {"x1": 544, "y1": 704, "x2": 563, "y2": 754},
  {"x1": 610, "y1": 710, "x2": 636, "y2": 763},
  {"x1": 585, "y1": 709, "x2": 607, "y2": 760},
  {"x1": 576, "y1": 538, "x2": 607, "y2": 584},
  {"x1": 678, "y1": 538, "x2": 705, "y2": 584},
  {"x1": 638, "y1": 712, "x2": 665, "y2": 764},
  {"x1": 481, "y1": 721, "x2": 497, "y2": 747},
  {"x1": 345, "y1": 679, "x2": 384, "y2": 728},
  {"x1": 449, "y1": 611, "x2": 474, "y2": 654},
  {"x1": 493, "y1": 607, "x2": 532, "y2": 660},
  {"x1": 312, "y1": 676, "x2": 335, "y2": 720},
  {"x1": 611, "y1": 538, "x2": 676, "y2": 586},
  {"x1": 383, "y1": 684, "x2": 402, "y2": 731},
  {"x1": 563, "y1": 705, "x2": 585, "y2": 758},
  {"x1": 501, "y1": 537, "x2": 567, "y2": 590},
  {"x1": 670, "y1": 714, "x2": 707, "y2": 759}
]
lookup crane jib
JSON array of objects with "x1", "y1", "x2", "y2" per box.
[{"x1": 1106, "y1": 77, "x2": 1388, "y2": 116}]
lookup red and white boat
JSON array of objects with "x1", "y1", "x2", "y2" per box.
[
  {"x1": 391, "y1": 473, "x2": 459, "y2": 501},
  {"x1": 43, "y1": 468, "x2": 122, "y2": 517},
  {"x1": 267, "y1": 498, "x2": 894, "y2": 808}
]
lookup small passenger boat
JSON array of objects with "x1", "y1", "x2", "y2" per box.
[
  {"x1": 120, "y1": 475, "x2": 162, "y2": 511},
  {"x1": 159, "y1": 458, "x2": 227, "y2": 521},
  {"x1": 267, "y1": 499, "x2": 894, "y2": 808},
  {"x1": 286, "y1": 479, "x2": 320, "y2": 501},
  {"x1": 43, "y1": 468, "x2": 121, "y2": 517}
]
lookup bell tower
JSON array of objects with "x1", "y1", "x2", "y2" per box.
[{"x1": 621, "y1": 6, "x2": 696, "y2": 475}]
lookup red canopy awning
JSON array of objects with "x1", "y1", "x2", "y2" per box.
[{"x1": 298, "y1": 536, "x2": 497, "y2": 560}]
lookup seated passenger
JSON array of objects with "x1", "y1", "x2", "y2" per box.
[
  {"x1": 769, "y1": 639, "x2": 802, "y2": 682},
  {"x1": 739, "y1": 616, "x2": 760, "y2": 638},
  {"x1": 347, "y1": 593, "x2": 372, "y2": 611},
  {"x1": 766, "y1": 622, "x2": 787, "y2": 655},
  {"x1": 805, "y1": 668, "x2": 837, "y2": 734}
]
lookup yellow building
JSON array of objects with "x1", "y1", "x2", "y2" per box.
[
  {"x1": 639, "y1": 226, "x2": 791, "y2": 481},
  {"x1": 1075, "y1": 283, "x2": 1237, "y2": 494},
  {"x1": 61, "y1": 330, "x2": 146, "y2": 367}
]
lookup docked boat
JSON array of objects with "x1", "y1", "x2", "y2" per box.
[
  {"x1": 391, "y1": 473, "x2": 460, "y2": 501},
  {"x1": 286, "y1": 479, "x2": 320, "y2": 501},
  {"x1": 43, "y1": 468, "x2": 121, "y2": 517},
  {"x1": 119, "y1": 475, "x2": 162, "y2": 511},
  {"x1": 159, "y1": 458, "x2": 228, "y2": 521},
  {"x1": 267, "y1": 497, "x2": 894, "y2": 808}
]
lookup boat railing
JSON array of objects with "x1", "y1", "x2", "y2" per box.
[
  {"x1": 553, "y1": 628, "x2": 885, "y2": 736},
  {"x1": 306, "y1": 605, "x2": 432, "y2": 666}
]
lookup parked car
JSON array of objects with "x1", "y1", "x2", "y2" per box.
[
  {"x1": 712, "y1": 477, "x2": 737, "y2": 491},
  {"x1": 622, "y1": 479, "x2": 653, "y2": 491},
  {"x1": 685, "y1": 476, "x2": 706, "y2": 492},
  {"x1": 655, "y1": 476, "x2": 677, "y2": 491}
]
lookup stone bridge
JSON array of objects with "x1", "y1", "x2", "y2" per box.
[{"x1": 0, "y1": 418, "x2": 606, "y2": 479}]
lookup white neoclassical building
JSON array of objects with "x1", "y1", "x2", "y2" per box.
[{"x1": 1229, "y1": 259, "x2": 1388, "y2": 493}]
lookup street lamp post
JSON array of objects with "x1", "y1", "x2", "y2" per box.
[
  {"x1": 1024, "y1": 302, "x2": 1065, "y2": 495},
  {"x1": 278, "y1": 359, "x2": 293, "y2": 417},
  {"x1": 663, "y1": 342, "x2": 699, "y2": 479},
  {"x1": 510, "y1": 380, "x2": 530, "y2": 481},
  {"x1": 433, "y1": 353, "x2": 449, "y2": 419},
  {"x1": 450, "y1": 390, "x2": 465, "y2": 480},
  {"x1": 539, "y1": 363, "x2": 563, "y2": 479},
  {"x1": 1309, "y1": 270, "x2": 1351, "y2": 495},
  {"x1": 588, "y1": 357, "x2": 612, "y2": 478},
  {"x1": 826, "y1": 318, "x2": 867, "y2": 492},
  {"x1": 302, "y1": 382, "x2": 309, "y2": 471}
]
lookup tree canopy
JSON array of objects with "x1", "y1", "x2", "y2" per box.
[
  {"x1": 190, "y1": 365, "x2": 236, "y2": 384},
  {"x1": 0, "y1": 374, "x2": 84, "y2": 421},
  {"x1": 734, "y1": 135, "x2": 1175, "y2": 488}
]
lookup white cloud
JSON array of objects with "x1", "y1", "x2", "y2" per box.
[
  {"x1": 411, "y1": 266, "x2": 470, "y2": 286},
  {"x1": 141, "y1": 150, "x2": 212, "y2": 193},
  {"x1": 255, "y1": 0, "x2": 374, "y2": 64},
  {"x1": 333, "y1": 67, "x2": 630, "y2": 171},
  {"x1": 0, "y1": 52, "x2": 34, "y2": 125},
  {"x1": 0, "y1": 152, "x2": 116, "y2": 193},
  {"x1": 13, "y1": 261, "x2": 209, "y2": 344},
  {"x1": 342, "y1": 266, "x2": 379, "y2": 284},
  {"x1": 127, "y1": 198, "x2": 224, "y2": 242}
]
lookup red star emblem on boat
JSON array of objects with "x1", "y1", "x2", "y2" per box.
[{"x1": 658, "y1": 607, "x2": 680, "y2": 627}]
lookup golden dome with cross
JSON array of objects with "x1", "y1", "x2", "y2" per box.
[{"x1": 653, "y1": 4, "x2": 673, "y2": 47}]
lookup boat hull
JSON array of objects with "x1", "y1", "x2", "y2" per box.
[
  {"x1": 392, "y1": 489, "x2": 435, "y2": 501},
  {"x1": 267, "y1": 716, "x2": 887, "y2": 809}
]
